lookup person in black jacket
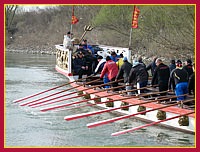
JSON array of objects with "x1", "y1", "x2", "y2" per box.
[
  {"x1": 73, "y1": 52, "x2": 87, "y2": 79},
  {"x1": 188, "y1": 63, "x2": 195, "y2": 96},
  {"x1": 128, "y1": 60, "x2": 148, "y2": 94},
  {"x1": 84, "y1": 50, "x2": 96, "y2": 76},
  {"x1": 183, "y1": 59, "x2": 193, "y2": 77},
  {"x1": 146, "y1": 56, "x2": 157, "y2": 76},
  {"x1": 152, "y1": 58, "x2": 170, "y2": 96},
  {"x1": 116, "y1": 57, "x2": 132, "y2": 83},
  {"x1": 138, "y1": 56, "x2": 146, "y2": 68},
  {"x1": 116, "y1": 57, "x2": 132, "y2": 94},
  {"x1": 168, "y1": 60, "x2": 188, "y2": 101},
  {"x1": 169, "y1": 59, "x2": 176, "y2": 72}
]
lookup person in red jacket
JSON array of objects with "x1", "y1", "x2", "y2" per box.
[{"x1": 100, "y1": 56, "x2": 119, "y2": 90}]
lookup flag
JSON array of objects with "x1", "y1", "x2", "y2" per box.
[
  {"x1": 131, "y1": 6, "x2": 140, "y2": 28},
  {"x1": 72, "y1": 16, "x2": 79, "y2": 24},
  {"x1": 71, "y1": 6, "x2": 79, "y2": 24}
]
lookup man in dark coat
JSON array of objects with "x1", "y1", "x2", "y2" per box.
[
  {"x1": 116, "y1": 57, "x2": 132, "y2": 94},
  {"x1": 188, "y1": 63, "x2": 195, "y2": 96},
  {"x1": 169, "y1": 59, "x2": 176, "y2": 72},
  {"x1": 183, "y1": 59, "x2": 193, "y2": 77},
  {"x1": 73, "y1": 52, "x2": 87, "y2": 79},
  {"x1": 146, "y1": 56, "x2": 157, "y2": 76},
  {"x1": 168, "y1": 60, "x2": 188, "y2": 101},
  {"x1": 116, "y1": 57, "x2": 132, "y2": 83},
  {"x1": 128, "y1": 60, "x2": 148, "y2": 94},
  {"x1": 152, "y1": 58, "x2": 170, "y2": 96}
]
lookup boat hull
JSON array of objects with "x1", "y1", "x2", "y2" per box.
[
  {"x1": 56, "y1": 66, "x2": 195, "y2": 134},
  {"x1": 55, "y1": 44, "x2": 195, "y2": 134}
]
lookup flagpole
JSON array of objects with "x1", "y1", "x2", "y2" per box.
[
  {"x1": 70, "y1": 6, "x2": 74, "y2": 38},
  {"x1": 70, "y1": 24, "x2": 73, "y2": 38},
  {"x1": 128, "y1": 5, "x2": 140, "y2": 61},
  {"x1": 128, "y1": 6, "x2": 135, "y2": 62},
  {"x1": 128, "y1": 28, "x2": 133, "y2": 48}
]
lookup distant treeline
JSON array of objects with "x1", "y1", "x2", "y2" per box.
[{"x1": 6, "y1": 5, "x2": 195, "y2": 60}]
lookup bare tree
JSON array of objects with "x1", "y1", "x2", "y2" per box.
[{"x1": 5, "y1": 5, "x2": 18, "y2": 32}]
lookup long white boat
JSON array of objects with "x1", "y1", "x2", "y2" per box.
[{"x1": 54, "y1": 42, "x2": 195, "y2": 135}]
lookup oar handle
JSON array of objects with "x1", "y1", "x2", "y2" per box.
[
  {"x1": 93, "y1": 78, "x2": 123, "y2": 88},
  {"x1": 138, "y1": 90, "x2": 169, "y2": 97},
  {"x1": 154, "y1": 93, "x2": 188, "y2": 101},
  {"x1": 74, "y1": 75, "x2": 94, "y2": 83},
  {"x1": 122, "y1": 84, "x2": 158, "y2": 93}
]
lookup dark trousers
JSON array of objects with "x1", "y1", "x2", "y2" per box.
[
  {"x1": 110, "y1": 77, "x2": 118, "y2": 91},
  {"x1": 159, "y1": 82, "x2": 168, "y2": 96},
  {"x1": 77, "y1": 69, "x2": 87, "y2": 79},
  {"x1": 139, "y1": 80, "x2": 148, "y2": 93}
]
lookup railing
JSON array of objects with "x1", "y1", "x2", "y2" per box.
[
  {"x1": 55, "y1": 44, "x2": 131, "y2": 75},
  {"x1": 98, "y1": 45, "x2": 131, "y2": 62}
]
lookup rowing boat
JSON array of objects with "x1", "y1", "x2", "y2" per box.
[{"x1": 54, "y1": 42, "x2": 195, "y2": 135}]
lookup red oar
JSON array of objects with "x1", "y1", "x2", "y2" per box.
[
  {"x1": 111, "y1": 111, "x2": 194, "y2": 136},
  {"x1": 40, "y1": 93, "x2": 121, "y2": 112},
  {"x1": 30, "y1": 82, "x2": 125, "y2": 108},
  {"x1": 19, "y1": 85, "x2": 82, "y2": 106},
  {"x1": 54, "y1": 98, "x2": 118, "y2": 112},
  {"x1": 64, "y1": 96, "x2": 193, "y2": 121},
  {"x1": 13, "y1": 75, "x2": 93, "y2": 103},
  {"x1": 40, "y1": 85, "x2": 170, "y2": 112},
  {"x1": 33, "y1": 82, "x2": 155, "y2": 108},
  {"x1": 53, "y1": 85, "x2": 159, "y2": 112},
  {"x1": 122, "y1": 84, "x2": 158, "y2": 94},
  {"x1": 28, "y1": 79, "x2": 124, "y2": 108},
  {"x1": 29, "y1": 94, "x2": 86, "y2": 108},
  {"x1": 87, "y1": 98, "x2": 193, "y2": 128},
  {"x1": 13, "y1": 83, "x2": 70, "y2": 103},
  {"x1": 19, "y1": 78, "x2": 100, "y2": 106},
  {"x1": 64, "y1": 93, "x2": 188, "y2": 114}
]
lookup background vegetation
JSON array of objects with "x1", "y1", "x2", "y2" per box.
[{"x1": 5, "y1": 5, "x2": 195, "y2": 62}]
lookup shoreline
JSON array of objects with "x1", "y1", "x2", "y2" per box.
[{"x1": 5, "y1": 45, "x2": 56, "y2": 55}]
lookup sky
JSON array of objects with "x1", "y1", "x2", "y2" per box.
[{"x1": 19, "y1": 5, "x2": 49, "y2": 11}]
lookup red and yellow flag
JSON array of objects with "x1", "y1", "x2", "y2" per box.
[
  {"x1": 72, "y1": 16, "x2": 79, "y2": 24},
  {"x1": 71, "y1": 6, "x2": 79, "y2": 24},
  {"x1": 131, "y1": 6, "x2": 140, "y2": 28}
]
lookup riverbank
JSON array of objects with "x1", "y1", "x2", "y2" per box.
[
  {"x1": 6, "y1": 45, "x2": 56, "y2": 55},
  {"x1": 5, "y1": 44, "x2": 194, "y2": 66}
]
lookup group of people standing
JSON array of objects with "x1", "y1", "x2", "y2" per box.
[
  {"x1": 63, "y1": 31, "x2": 97, "y2": 79},
  {"x1": 63, "y1": 31, "x2": 195, "y2": 104},
  {"x1": 72, "y1": 42, "x2": 97, "y2": 79},
  {"x1": 153, "y1": 58, "x2": 194, "y2": 103},
  {"x1": 97, "y1": 54, "x2": 195, "y2": 105}
]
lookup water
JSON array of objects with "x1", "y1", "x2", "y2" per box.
[{"x1": 5, "y1": 52, "x2": 195, "y2": 147}]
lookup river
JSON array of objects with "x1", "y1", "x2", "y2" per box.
[{"x1": 5, "y1": 52, "x2": 195, "y2": 147}]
